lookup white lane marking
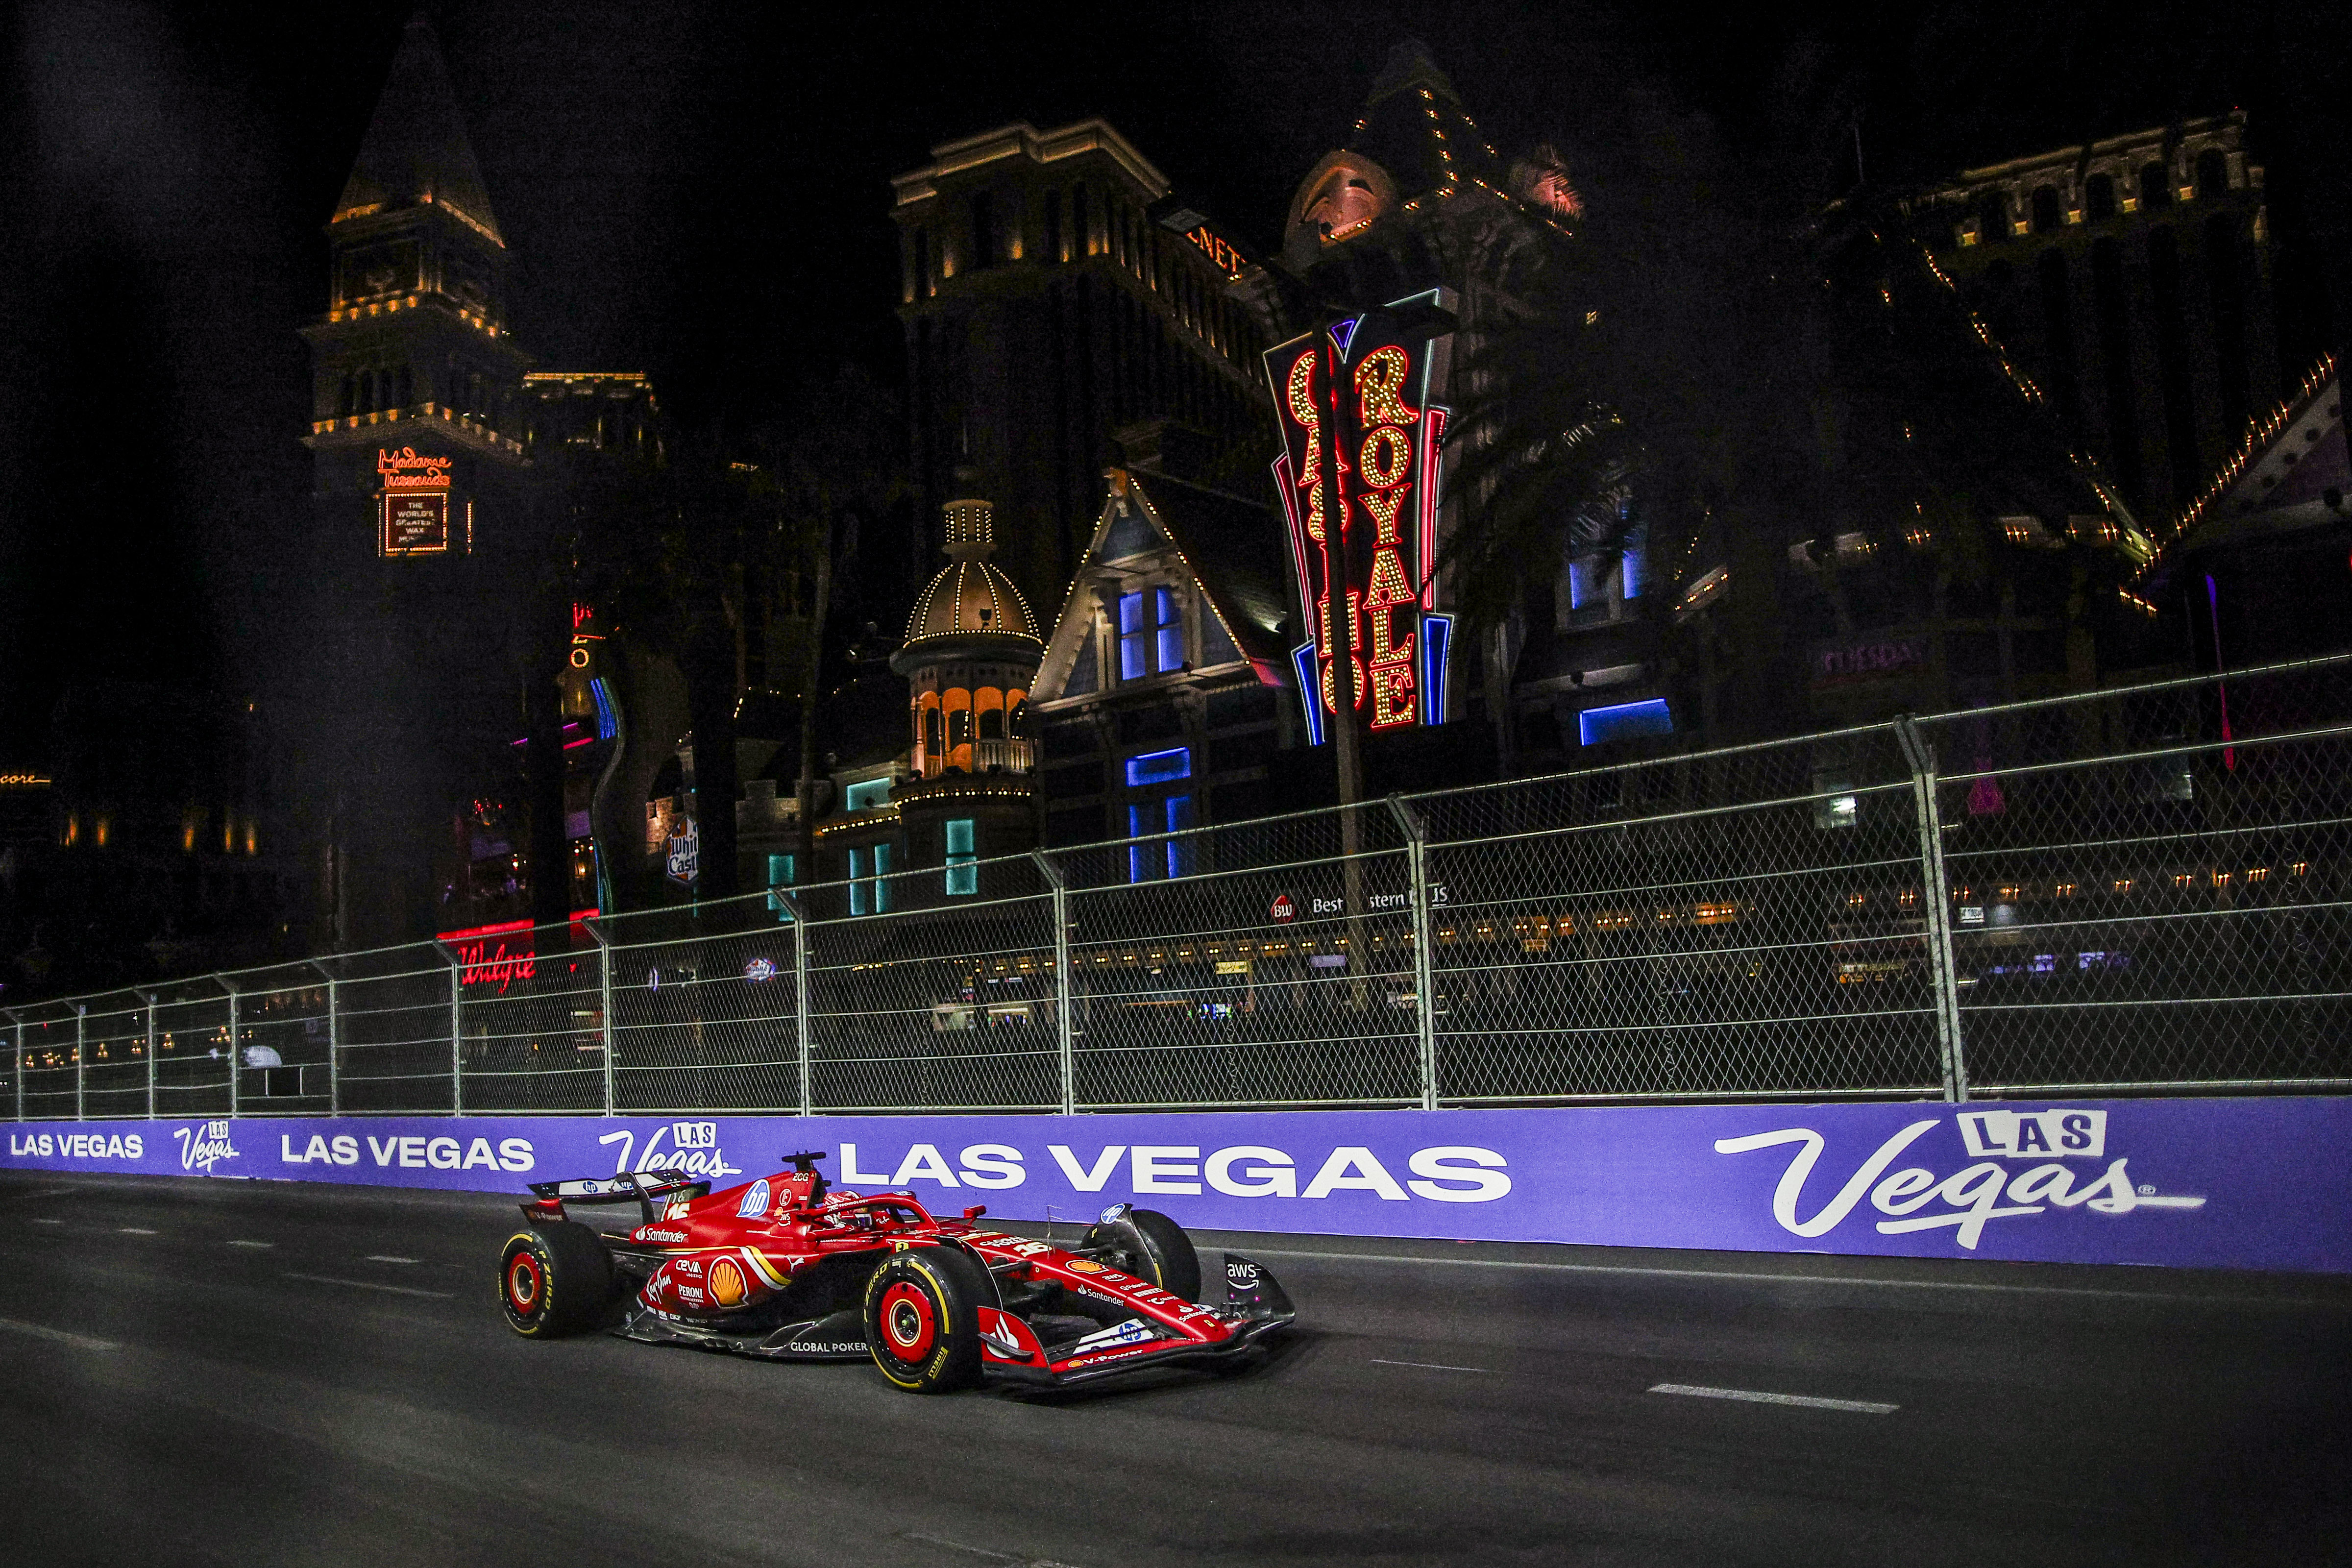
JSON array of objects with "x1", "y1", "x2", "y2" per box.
[
  {"x1": 1372, "y1": 1358, "x2": 1491, "y2": 1373},
  {"x1": 282, "y1": 1273, "x2": 453, "y2": 1299},
  {"x1": 117, "y1": 1227, "x2": 157, "y2": 1235},
  {"x1": 365, "y1": 1255, "x2": 420, "y2": 1264},
  {"x1": 1245, "y1": 1248, "x2": 2335, "y2": 1306},
  {"x1": 0, "y1": 1316, "x2": 120, "y2": 1351},
  {"x1": 901, "y1": 1530, "x2": 1085, "y2": 1567},
  {"x1": 32, "y1": 1219, "x2": 63, "y2": 1226},
  {"x1": 1650, "y1": 1382, "x2": 1897, "y2": 1415},
  {"x1": 228, "y1": 1240, "x2": 273, "y2": 1249}
]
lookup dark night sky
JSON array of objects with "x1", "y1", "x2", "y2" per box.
[{"x1": 4, "y1": 0, "x2": 2343, "y2": 765}]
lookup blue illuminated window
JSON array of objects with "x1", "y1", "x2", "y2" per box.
[
  {"x1": 1125, "y1": 748, "x2": 1191, "y2": 787},
  {"x1": 945, "y1": 818, "x2": 977, "y2": 896},
  {"x1": 1164, "y1": 794, "x2": 1195, "y2": 878},
  {"x1": 1118, "y1": 592, "x2": 1147, "y2": 681},
  {"x1": 1622, "y1": 541, "x2": 1647, "y2": 598},
  {"x1": 1154, "y1": 587, "x2": 1183, "y2": 672},
  {"x1": 767, "y1": 853, "x2": 796, "y2": 921},
  {"x1": 845, "y1": 778, "x2": 891, "y2": 811},
  {"x1": 1126, "y1": 795, "x2": 1196, "y2": 882},
  {"x1": 1568, "y1": 557, "x2": 1604, "y2": 609},
  {"x1": 1577, "y1": 699, "x2": 1673, "y2": 746}
]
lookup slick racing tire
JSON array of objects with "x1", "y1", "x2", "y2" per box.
[
  {"x1": 863, "y1": 1247, "x2": 986, "y2": 1394},
  {"x1": 499, "y1": 1222, "x2": 613, "y2": 1338},
  {"x1": 1082, "y1": 1207, "x2": 1201, "y2": 1302}
]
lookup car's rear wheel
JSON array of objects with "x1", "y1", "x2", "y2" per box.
[
  {"x1": 499, "y1": 1223, "x2": 612, "y2": 1338},
  {"x1": 1083, "y1": 1207, "x2": 1201, "y2": 1301},
  {"x1": 862, "y1": 1247, "x2": 985, "y2": 1393}
]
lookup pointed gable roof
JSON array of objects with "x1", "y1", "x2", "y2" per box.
[
  {"x1": 334, "y1": 16, "x2": 503, "y2": 245},
  {"x1": 1347, "y1": 40, "x2": 1505, "y2": 204},
  {"x1": 1033, "y1": 469, "x2": 1295, "y2": 702}
]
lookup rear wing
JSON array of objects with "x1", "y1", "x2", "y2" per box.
[{"x1": 523, "y1": 1169, "x2": 711, "y2": 1226}]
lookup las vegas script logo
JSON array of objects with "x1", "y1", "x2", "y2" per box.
[{"x1": 1715, "y1": 1109, "x2": 2203, "y2": 1250}]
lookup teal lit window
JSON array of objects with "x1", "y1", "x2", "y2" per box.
[
  {"x1": 945, "y1": 819, "x2": 977, "y2": 896},
  {"x1": 848, "y1": 843, "x2": 892, "y2": 915},
  {"x1": 766, "y1": 853, "x2": 796, "y2": 921},
  {"x1": 845, "y1": 778, "x2": 892, "y2": 811}
]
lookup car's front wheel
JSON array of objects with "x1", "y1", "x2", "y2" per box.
[
  {"x1": 499, "y1": 1222, "x2": 612, "y2": 1338},
  {"x1": 862, "y1": 1247, "x2": 986, "y2": 1393},
  {"x1": 1082, "y1": 1207, "x2": 1201, "y2": 1301}
]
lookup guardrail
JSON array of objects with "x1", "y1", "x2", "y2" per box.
[{"x1": 7, "y1": 654, "x2": 2349, "y2": 1118}]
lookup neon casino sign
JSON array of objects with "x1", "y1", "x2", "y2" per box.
[{"x1": 1263, "y1": 294, "x2": 1455, "y2": 740}]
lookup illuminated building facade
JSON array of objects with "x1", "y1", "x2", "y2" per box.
[
  {"x1": 1906, "y1": 113, "x2": 2279, "y2": 520},
  {"x1": 892, "y1": 121, "x2": 1274, "y2": 614},
  {"x1": 1028, "y1": 466, "x2": 1296, "y2": 857},
  {"x1": 2126, "y1": 356, "x2": 2346, "y2": 668},
  {"x1": 879, "y1": 498, "x2": 1045, "y2": 900},
  {"x1": 296, "y1": 18, "x2": 663, "y2": 945}
]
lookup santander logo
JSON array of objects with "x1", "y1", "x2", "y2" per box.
[{"x1": 1715, "y1": 1109, "x2": 2204, "y2": 1250}]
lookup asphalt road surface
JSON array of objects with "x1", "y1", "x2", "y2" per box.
[{"x1": 1, "y1": 1171, "x2": 2346, "y2": 1568}]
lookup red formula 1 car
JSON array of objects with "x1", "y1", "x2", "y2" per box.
[{"x1": 496, "y1": 1151, "x2": 1294, "y2": 1393}]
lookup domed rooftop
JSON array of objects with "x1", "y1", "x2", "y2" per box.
[{"x1": 902, "y1": 499, "x2": 1041, "y2": 647}]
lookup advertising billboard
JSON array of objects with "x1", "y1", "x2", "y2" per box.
[
  {"x1": 8, "y1": 1098, "x2": 2346, "y2": 1273},
  {"x1": 376, "y1": 445, "x2": 456, "y2": 558}
]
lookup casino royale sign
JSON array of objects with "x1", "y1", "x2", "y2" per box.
[{"x1": 1265, "y1": 296, "x2": 1456, "y2": 736}]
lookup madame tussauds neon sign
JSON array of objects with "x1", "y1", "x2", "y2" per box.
[
  {"x1": 1263, "y1": 294, "x2": 1454, "y2": 740},
  {"x1": 377, "y1": 446, "x2": 451, "y2": 490}
]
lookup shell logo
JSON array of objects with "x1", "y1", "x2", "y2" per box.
[{"x1": 710, "y1": 1256, "x2": 748, "y2": 1308}]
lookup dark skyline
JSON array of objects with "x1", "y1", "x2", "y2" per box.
[{"x1": 5, "y1": 0, "x2": 2343, "y2": 764}]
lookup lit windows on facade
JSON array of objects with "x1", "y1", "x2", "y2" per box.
[
  {"x1": 1577, "y1": 698, "x2": 1672, "y2": 747},
  {"x1": 1124, "y1": 748, "x2": 1195, "y2": 882},
  {"x1": 1117, "y1": 587, "x2": 1184, "y2": 680},
  {"x1": 848, "y1": 843, "x2": 892, "y2": 915},
  {"x1": 844, "y1": 777, "x2": 893, "y2": 811},
  {"x1": 944, "y1": 818, "x2": 978, "y2": 896},
  {"x1": 766, "y1": 853, "x2": 796, "y2": 919}
]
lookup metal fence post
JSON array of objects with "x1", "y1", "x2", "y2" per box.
[
  {"x1": 308, "y1": 959, "x2": 343, "y2": 1114},
  {"x1": 430, "y1": 941, "x2": 463, "y2": 1114},
  {"x1": 1030, "y1": 850, "x2": 1075, "y2": 1115},
  {"x1": 770, "y1": 893, "x2": 811, "y2": 1117},
  {"x1": 1894, "y1": 717, "x2": 1970, "y2": 1102},
  {"x1": 1385, "y1": 796, "x2": 1439, "y2": 1111},
  {"x1": 583, "y1": 920, "x2": 616, "y2": 1115},
  {"x1": 4, "y1": 1009, "x2": 24, "y2": 1122},
  {"x1": 214, "y1": 975, "x2": 241, "y2": 1119},
  {"x1": 137, "y1": 989, "x2": 158, "y2": 1118},
  {"x1": 74, "y1": 1004, "x2": 87, "y2": 1121}
]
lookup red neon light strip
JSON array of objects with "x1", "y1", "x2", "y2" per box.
[
  {"x1": 436, "y1": 908, "x2": 600, "y2": 942},
  {"x1": 1271, "y1": 454, "x2": 1316, "y2": 625},
  {"x1": 1418, "y1": 407, "x2": 1446, "y2": 609}
]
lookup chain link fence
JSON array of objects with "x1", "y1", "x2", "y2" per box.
[{"x1": 7, "y1": 656, "x2": 2348, "y2": 1119}]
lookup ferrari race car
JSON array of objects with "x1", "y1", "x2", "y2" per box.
[{"x1": 496, "y1": 1151, "x2": 1294, "y2": 1392}]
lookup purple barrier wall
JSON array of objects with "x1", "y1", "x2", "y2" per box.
[{"x1": 7, "y1": 1098, "x2": 2348, "y2": 1272}]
